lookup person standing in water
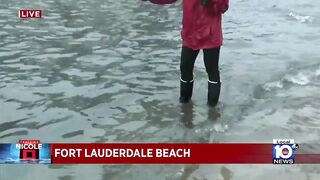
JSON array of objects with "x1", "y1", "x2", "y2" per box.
[{"x1": 143, "y1": 0, "x2": 229, "y2": 107}]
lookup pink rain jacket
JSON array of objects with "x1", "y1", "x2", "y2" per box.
[{"x1": 149, "y1": 0, "x2": 229, "y2": 50}]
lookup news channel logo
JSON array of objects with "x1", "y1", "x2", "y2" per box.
[
  {"x1": 0, "y1": 140, "x2": 51, "y2": 164},
  {"x1": 273, "y1": 139, "x2": 299, "y2": 164}
]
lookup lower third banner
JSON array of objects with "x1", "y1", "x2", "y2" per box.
[
  {"x1": 51, "y1": 143, "x2": 272, "y2": 164},
  {"x1": 1, "y1": 141, "x2": 320, "y2": 164}
]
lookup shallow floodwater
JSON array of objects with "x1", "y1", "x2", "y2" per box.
[{"x1": 1, "y1": 0, "x2": 320, "y2": 179}]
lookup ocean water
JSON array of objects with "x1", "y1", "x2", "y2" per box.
[{"x1": 0, "y1": 0, "x2": 320, "y2": 179}]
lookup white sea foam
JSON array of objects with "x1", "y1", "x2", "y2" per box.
[
  {"x1": 288, "y1": 12, "x2": 313, "y2": 23},
  {"x1": 284, "y1": 72, "x2": 310, "y2": 85}
]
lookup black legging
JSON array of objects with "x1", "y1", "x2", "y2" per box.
[{"x1": 180, "y1": 46, "x2": 220, "y2": 82}]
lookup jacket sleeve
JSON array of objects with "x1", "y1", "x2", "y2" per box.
[
  {"x1": 149, "y1": 0, "x2": 178, "y2": 4},
  {"x1": 220, "y1": 0, "x2": 229, "y2": 13},
  {"x1": 211, "y1": 0, "x2": 229, "y2": 14}
]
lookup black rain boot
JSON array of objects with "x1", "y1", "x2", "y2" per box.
[
  {"x1": 179, "y1": 78, "x2": 194, "y2": 103},
  {"x1": 207, "y1": 80, "x2": 221, "y2": 107}
]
